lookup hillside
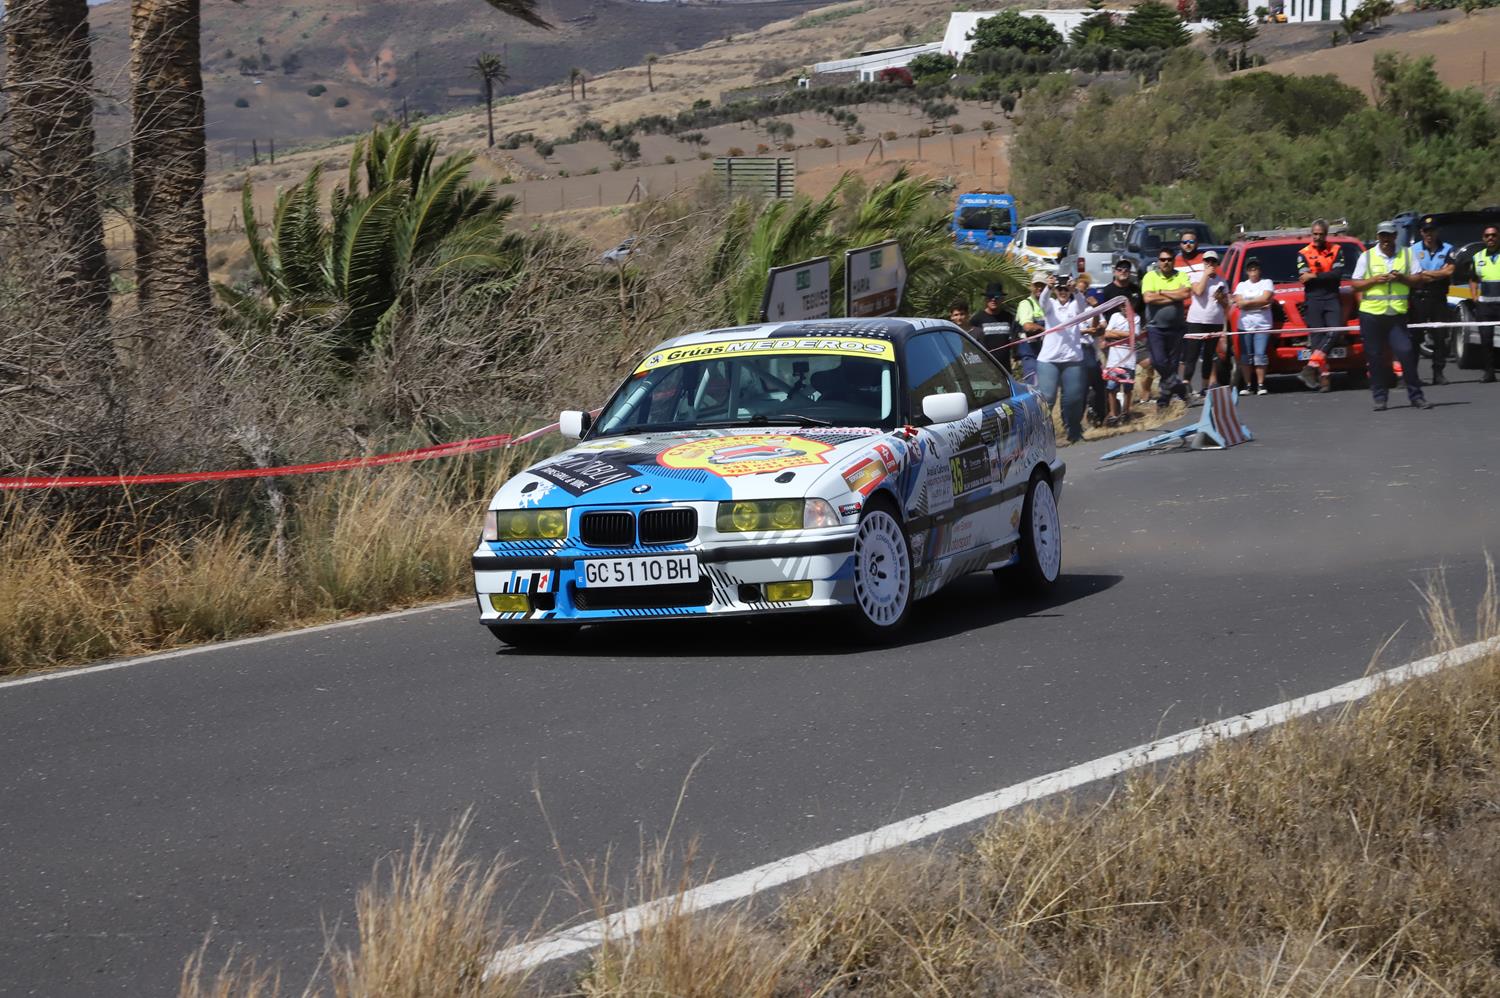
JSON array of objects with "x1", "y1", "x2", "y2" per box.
[{"x1": 82, "y1": 0, "x2": 833, "y2": 154}]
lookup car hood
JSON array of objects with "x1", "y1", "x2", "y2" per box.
[{"x1": 492, "y1": 427, "x2": 900, "y2": 509}]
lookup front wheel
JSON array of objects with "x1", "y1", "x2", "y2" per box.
[
  {"x1": 997, "y1": 474, "x2": 1061, "y2": 593},
  {"x1": 849, "y1": 501, "x2": 912, "y2": 642}
]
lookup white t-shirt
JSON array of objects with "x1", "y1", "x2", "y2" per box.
[
  {"x1": 1103, "y1": 312, "x2": 1135, "y2": 369},
  {"x1": 1036, "y1": 290, "x2": 1087, "y2": 364},
  {"x1": 1234, "y1": 278, "x2": 1275, "y2": 331},
  {"x1": 1187, "y1": 273, "x2": 1228, "y2": 325}
]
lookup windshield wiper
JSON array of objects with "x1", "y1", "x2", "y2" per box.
[{"x1": 695, "y1": 415, "x2": 834, "y2": 429}]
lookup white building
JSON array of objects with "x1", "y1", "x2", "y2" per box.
[
  {"x1": 1277, "y1": 0, "x2": 1354, "y2": 22},
  {"x1": 811, "y1": 42, "x2": 944, "y2": 81}
]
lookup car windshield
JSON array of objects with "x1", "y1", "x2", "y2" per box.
[
  {"x1": 1136, "y1": 222, "x2": 1213, "y2": 255},
  {"x1": 1087, "y1": 222, "x2": 1129, "y2": 253},
  {"x1": 1244, "y1": 242, "x2": 1359, "y2": 283},
  {"x1": 1025, "y1": 228, "x2": 1072, "y2": 249},
  {"x1": 1426, "y1": 219, "x2": 1493, "y2": 248},
  {"x1": 593, "y1": 338, "x2": 900, "y2": 436},
  {"x1": 957, "y1": 207, "x2": 1011, "y2": 233}
]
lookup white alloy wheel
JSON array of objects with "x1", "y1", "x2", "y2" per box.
[
  {"x1": 851, "y1": 506, "x2": 911, "y2": 637},
  {"x1": 1027, "y1": 478, "x2": 1062, "y2": 584}
]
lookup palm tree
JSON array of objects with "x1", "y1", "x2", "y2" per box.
[
  {"x1": 130, "y1": 0, "x2": 211, "y2": 314},
  {"x1": 219, "y1": 125, "x2": 522, "y2": 356},
  {"x1": 2, "y1": 0, "x2": 110, "y2": 317},
  {"x1": 568, "y1": 66, "x2": 582, "y2": 100},
  {"x1": 473, "y1": 53, "x2": 508, "y2": 147},
  {"x1": 645, "y1": 53, "x2": 659, "y2": 93},
  {"x1": 579, "y1": 70, "x2": 588, "y2": 101},
  {"x1": 127, "y1": 0, "x2": 551, "y2": 322}
]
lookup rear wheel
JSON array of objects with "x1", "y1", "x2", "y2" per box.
[
  {"x1": 849, "y1": 500, "x2": 912, "y2": 641},
  {"x1": 996, "y1": 473, "x2": 1061, "y2": 593},
  {"x1": 1455, "y1": 301, "x2": 1479, "y2": 370}
]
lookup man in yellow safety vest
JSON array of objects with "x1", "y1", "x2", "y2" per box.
[
  {"x1": 1468, "y1": 225, "x2": 1500, "y2": 383},
  {"x1": 1350, "y1": 220, "x2": 1433, "y2": 411}
]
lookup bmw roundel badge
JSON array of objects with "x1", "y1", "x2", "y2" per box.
[{"x1": 632, "y1": 483, "x2": 651, "y2": 494}]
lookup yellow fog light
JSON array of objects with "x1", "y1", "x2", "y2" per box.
[
  {"x1": 730, "y1": 501, "x2": 761, "y2": 532},
  {"x1": 536, "y1": 509, "x2": 567, "y2": 538},
  {"x1": 490, "y1": 593, "x2": 531, "y2": 613},
  {"x1": 764, "y1": 580, "x2": 813, "y2": 602}
]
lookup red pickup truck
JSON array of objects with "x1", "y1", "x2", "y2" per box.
[{"x1": 1219, "y1": 234, "x2": 1367, "y2": 380}]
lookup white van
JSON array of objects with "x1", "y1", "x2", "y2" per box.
[{"x1": 1066, "y1": 218, "x2": 1132, "y2": 283}]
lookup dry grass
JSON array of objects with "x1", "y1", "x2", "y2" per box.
[
  {"x1": 183, "y1": 585, "x2": 1500, "y2": 997},
  {"x1": 0, "y1": 456, "x2": 518, "y2": 678}
]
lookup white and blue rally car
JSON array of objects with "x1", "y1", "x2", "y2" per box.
[{"x1": 473, "y1": 318, "x2": 1064, "y2": 646}]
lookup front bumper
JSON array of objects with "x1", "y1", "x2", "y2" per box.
[{"x1": 473, "y1": 527, "x2": 858, "y2": 624}]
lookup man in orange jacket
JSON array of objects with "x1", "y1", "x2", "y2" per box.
[{"x1": 1295, "y1": 219, "x2": 1347, "y2": 392}]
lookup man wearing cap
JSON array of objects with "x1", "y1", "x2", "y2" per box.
[
  {"x1": 1409, "y1": 218, "x2": 1455, "y2": 384},
  {"x1": 1296, "y1": 218, "x2": 1348, "y2": 391},
  {"x1": 969, "y1": 283, "x2": 1017, "y2": 371},
  {"x1": 1468, "y1": 224, "x2": 1500, "y2": 383},
  {"x1": 1142, "y1": 247, "x2": 1192, "y2": 407},
  {"x1": 1006, "y1": 276, "x2": 1046, "y2": 386},
  {"x1": 1102, "y1": 258, "x2": 1149, "y2": 399},
  {"x1": 1183, "y1": 248, "x2": 1230, "y2": 398},
  {"x1": 1351, "y1": 221, "x2": 1432, "y2": 411}
]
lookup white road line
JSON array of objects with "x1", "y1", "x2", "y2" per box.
[
  {"x1": 0, "y1": 599, "x2": 471, "y2": 691},
  {"x1": 487, "y1": 634, "x2": 1500, "y2": 976}
]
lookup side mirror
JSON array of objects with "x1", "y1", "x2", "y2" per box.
[
  {"x1": 922, "y1": 391, "x2": 970, "y2": 425},
  {"x1": 559, "y1": 410, "x2": 591, "y2": 440}
]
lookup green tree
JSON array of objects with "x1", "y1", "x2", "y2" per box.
[
  {"x1": 568, "y1": 66, "x2": 582, "y2": 100},
  {"x1": 472, "y1": 52, "x2": 507, "y2": 148},
  {"x1": 967, "y1": 10, "x2": 1064, "y2": 54},
  {"x1": 219, "y1": 125, "x2": 521, "y2": 355},
  {"x1": 908, "y1": 51, "x2": 958, "y2": 83},
  {"x1": 1197, "y1": 0, "x2": 1241, "y2": 20},
  {"x1": 1119, "y1": 1, "x2": 1191, "y2": 50},
  {"x1": 1069, "y1": 0, "x2": 1118, "y2": 46},
  {"x1": 1210, "y1": 12, "x2": 1258, "y2": 70}
]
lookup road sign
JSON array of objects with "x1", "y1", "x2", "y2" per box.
[
  {"x1": 760, "y1": 257, "x2": 831, "y2": 322},
  {"x1": 845, "y1": 240, "x2": 907, "y2": 318}
]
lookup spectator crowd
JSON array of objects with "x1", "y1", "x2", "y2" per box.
[{"x1": 954, "y1": 218, "x2": 1500, "y2": 437}]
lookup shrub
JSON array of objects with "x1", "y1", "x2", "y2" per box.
[
  {"x1": 950, "y1": 122, "x2": 965, "y2": 134},
  {"x1": 756, "y1": 143, "x2": 770, "y2": 153},
  {"x1": 726, "y1": 146, "x2": 745, "y2": 156},
  {"x1": 883, "y1": 129, "x2": 899, "y2": 140},
  {"x1": 535, "y1": 140, "x2": 555, "y2": 158},
  {"x1": 334, "y1": 96, "x2": 350, "y2": 108},
  {"x1": 697, "y1": 150, "x2": 711, "y2": 160},
  {"x1": 663, "y1": 154, "x2": 675, "y2": 164},
  {"x1": 234, "y1": 97, "x2": 250, "y2": 108},
  {"x1": 968, "y1": 10, "x2": 1064, "y2": 54},
  {"x1": 917, "y1": 126, "x2": 932, "y2": 138},
  {"x1": 610, "y1": 159, "x2": 624, "y2": 171},
  {"x1": 307, "y1": 84, "x2": 327, "y2": 97},
  {"x1": 844, "y1": 134, "x2": 860, "y2": 145},
  {"x1": 981, "y1": 118, "x2": 996, "y2": 131},
  {"x1": 908, "y1": 52, "x2": 958, "y2": 82}
]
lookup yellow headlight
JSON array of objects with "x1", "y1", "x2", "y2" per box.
[
  {"x1": 731, "y1": 502, "x2": 761, "y2": 531},
  {"x1": 536, "y1": 509, "x2": 567, "y2": 538},
  {"x1": 504, "y1": 512, "x2": 532, "y2": 539},
  {"x1": 770, "y1": 501, "x2": 801, "y2": 530},
  {"x1": 765, "y1": 580, "x2": 813, "y2": 602}
]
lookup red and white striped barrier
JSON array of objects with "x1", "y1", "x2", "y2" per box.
[{"x1": 1183, "y1": 318, "x2": 1492, "y2": 339}]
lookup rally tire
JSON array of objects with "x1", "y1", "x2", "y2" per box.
[
  {"x1": 488, "y1": 623, "x2": 579, "y2": 650},
  {"x1": 998, "y1": 473, "x2": 1062, "y2": 593},
  {"x1": 848, "y1": 499, "x2": 912, "y2": 642}
]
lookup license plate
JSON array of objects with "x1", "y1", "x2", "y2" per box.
[
  {"x1": 1296, "y1": 347, "x2": 1347, "y2": 360},
  {"x1": 579, "y1": 555, "x2": 699, "y2": 588}
]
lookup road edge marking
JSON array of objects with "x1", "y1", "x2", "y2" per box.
[
  {"x1": 0, "y1": 599, "x2": 471, "y2": 691},
  {"x1": 487, "y1": 634, "x2": 1500, "y2": 975}
]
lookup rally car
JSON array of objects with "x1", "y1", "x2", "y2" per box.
[{"x1": 472, "y1": 318, "x2": 1065, "y2": 647}]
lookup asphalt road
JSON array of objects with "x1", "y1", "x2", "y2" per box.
[{"x1": 3, "y1": 377, "x2": 1497, "y2": 996}]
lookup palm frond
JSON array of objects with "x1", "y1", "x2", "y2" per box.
[{"x1": 476, "y1": 0, "x2": 553, "y2": 30}]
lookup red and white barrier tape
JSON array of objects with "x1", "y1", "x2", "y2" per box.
[
  {"x1": 1009, "y1": 295, "x2": 1140, "y2": 351},
  {"x1": 1183, "y1": 318, "x2": 1494, "y2": 340}
]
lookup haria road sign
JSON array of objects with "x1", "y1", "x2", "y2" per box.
[
  {"x1": 760, "y1": 257, "x2": 831, "y2": 322},
  {"x1": 844, "y1": 240, "x2": 907, "y2": 318}
]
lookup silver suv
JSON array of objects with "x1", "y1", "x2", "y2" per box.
[{"x1": 1066, "y1": 218, "x2": 1132, "y2": 283}]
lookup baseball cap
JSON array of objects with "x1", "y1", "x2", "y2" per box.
[
  {"x1": 1202, "y1": 249, "x2": 1220, "y2": 262},
  {"x1": 1246, "y1": 255, "x2": 1260, "y2": 267},
  {"x1": 984, "y1": 282, "x2": 1005, "y2": 298},
  {"x1": 1029, "y1": 274, "x2": 1047, "y2": 286},
  {"x1": 1113, "y1": 258, "x2": 1133, "y2": 270},
  {"x1": 1376, "y1": 220, "x2": 1398, "y2": 235}
]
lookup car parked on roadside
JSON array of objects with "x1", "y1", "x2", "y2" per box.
[
  {"x1": 1218, "y1": 230, "x2": 1367, "y2": 380},
  {"x1": 1119, "y1": 214, "x2": 1217, "y2": 274},
  {"x1": 1066, "y1": 217, "x2": 1132, "y2": 280},
  {"x1": 473, "y1": 319, "x2": 1066, "y2": 647},
  {"x1": 1008, "y1": 224, "x2": 1075, "y2": 274}
]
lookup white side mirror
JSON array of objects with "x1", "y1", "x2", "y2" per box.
[
  {"x1": 922, "y1": 391, "x2": 970, "y2": 425},
  {"x1": 559, "y1": 410, "x2": 590, "y2": 439}
]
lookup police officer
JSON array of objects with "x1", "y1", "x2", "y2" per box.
[
  {"x1": 1469, "y1": 225, "x2": 1500, "y2": 383},
  {"x1": 1351, "y1": 220, "x2": 1433, "y2": 411},
  {"x1": 1296, "y1": 218, "x2": 1347, "y2": 392},
  {"x1": 1409, "y1": 218, "x2": 1455, "y2": 384}
]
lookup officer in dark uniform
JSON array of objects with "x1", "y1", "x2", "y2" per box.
[
  {"x1": 1409, "y1": 217, "x2": 1455, "y2": 384},
  {"x1": 1470, "y1": 225, "x2": 1500, "y2": 383}
]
